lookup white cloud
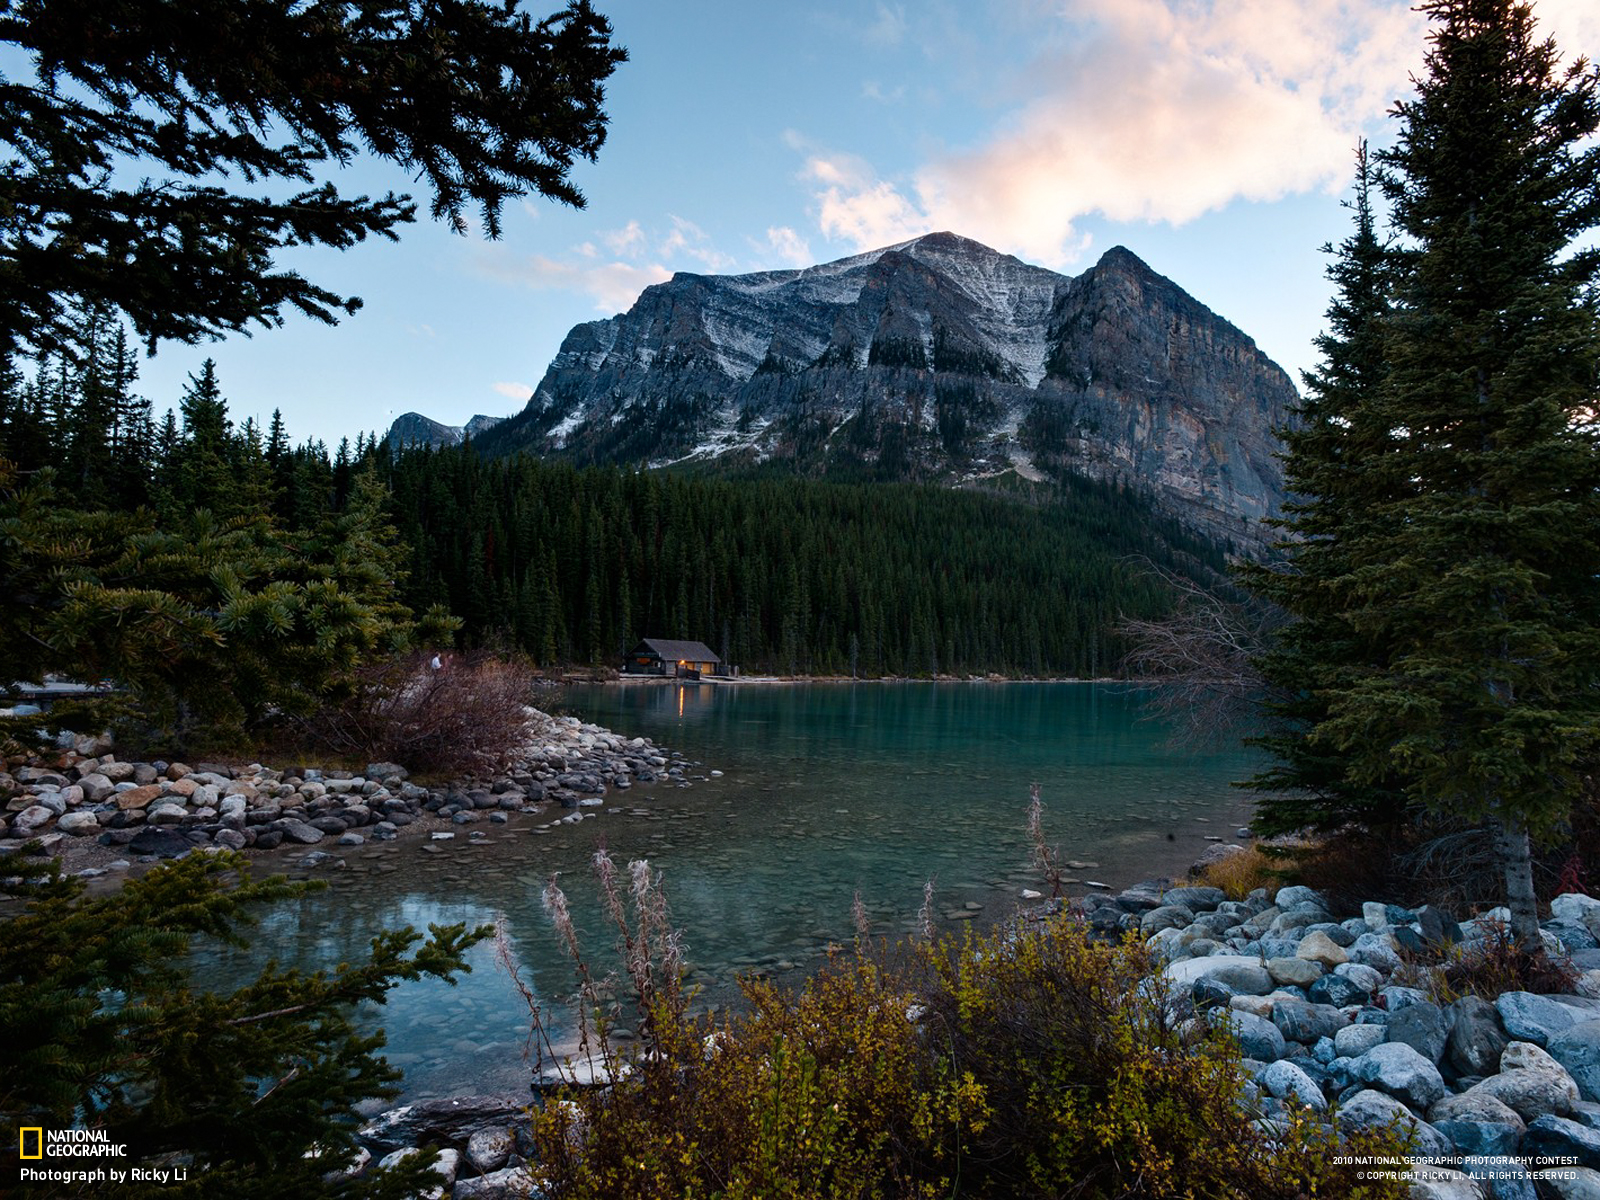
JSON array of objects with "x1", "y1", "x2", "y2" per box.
[
  {"x1": 601, "y1": 219, "x2": 646, "y2": 256},
  {"x1": 661, "y1": 215, "x2": 738, "y2": 271},
  {"x1": 477, "y1": 250, "x2": 673, "y2": 312},
  {"x1": 862, "y1": 80, "x2": 907, "y2": 104},
  {"x1": 493, "y1": 381, "x2": 535, "y2": 401},
  {"x1": 800, "y1": 0, "x2": 1427, "y2": 266},
  {"x1": 758, "y1": 225, "x2": 814, "y2": 267}
]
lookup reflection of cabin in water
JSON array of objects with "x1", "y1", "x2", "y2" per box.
[{"x1": 623, "y1": 638, "x2": 734, "y2": 680}]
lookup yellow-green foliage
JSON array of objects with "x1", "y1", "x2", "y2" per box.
[
  {"x1": 531, "y1": 916, "x2": 1411, "y2": 1199},
  {"x1": 1197, "y1": 844, "x2": 1287, "y2": 899}
]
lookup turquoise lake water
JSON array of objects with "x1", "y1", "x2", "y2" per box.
[{"x1": 201, "y1": 682, "x2": 1260, "y2": 1100}]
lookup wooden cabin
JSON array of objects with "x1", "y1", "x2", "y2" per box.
[{"x1": 623, "y1": 638, "x2": 730, "y2": 679}]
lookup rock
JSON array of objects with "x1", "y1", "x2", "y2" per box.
[
  {"x1": 1461, "y1": 1158, "x2": 1537, "y2": 1200},
  {"x1": 1429, "y1": 1088, "x2": 1527, "y2": 1138},
  {"x1": 1432, "y1": 1114, "x2": 1525, "y2": 1158},
  {"x1": 13, "y1": 805, "x2": 55, "y2": 835},
  {"x1": 452, "y1": 1167, "x2": 534, "y2": 1199},
  {"x1": 126, "y1": 827, "x2": 194, "y2": 858},
  {"x1": 213, "y1": 828, "x2": 248, "y2": 851},
  {"x1": 78, "y1": 773, "x2": 114, "y2": 802},
  {"x1": 1350, "y1": 1042, "x2": 1447, "y2": 1110},
  {"x1": 1334, "y1": 1088, "x2": 1454, "y2": 1159},
  {"x1": 1335, "y1": 1023, "x2": 1388, "y2": 1060},
  {"x1": 1414, "y1": 905, "x2": 1461, "y2": 947},
  {"x1": 1348, "y1": 933, "x2": 1403, "y2": 974},
  {"x1": 359, "y1": 1096, "x2": 528, "y2": 1156},
  {"x1": 1532, "y1": 1166, "x2": 1600, "y2": 1200},
  {"x1": 115, "y1": 784, "x2": 164, "y2": 810},
  {"x1": 1525, "y1": 1114, "x2": 1600, "y2": 1169},
  {"x1": 147, "y1": 802, "x2": 188, "y2": 824},
  {"x1": 1307, "y1": 973, "x2": 1369, "y2": 1008},
  {"x1": 1162, "y1": 885, "x2": 1225, "y2": 911},
  {"x1": 1448, "y1": 995, "x2": 1508, "y2": 1078},
  {"x1": 277, "y1": 818, "x2": 325, "y2": 845},
  {"x1": 1334, "y1": 962, "x2": 1384, "y2": 994},
  {"x1": 56, "y1": 811, "x2": 100, "y2": 835},
  {"x1": 253, "y1": 830, "x2": 284, "y2": 850},
  {"x1": 1261, "y1": 1059, "x2": 1328, "y2": 1112},
  {"x1": 1221, "y1": 1009, "x2": 1287, "y2": 1062},
  {"x1": 1295, "y1": 929, "x2": 1349, "y2": 967},
  {"x1": 1473, "y1": 1041, "x2": 1580, "y2": 1121},
  {"x1": 1380, "y1": 986, "x2": 1431, "y2": 1013},
  {"x1": 1549, "y1": 1021, "x2": 1600, "y2": 1103},
  {"x1": 1387, "y1": 1001, "x2": 1451, "y2": 1066},
  {"x1": 1273, "y1": 999, "x2": 1349, "y2": 1045},
  {"x1": 465, "y1": 1127, "x2": 515, "y2": 1174},
  {"x1": 1275, "y1": 886, "x2": 1329, "y2": 911},
  {"x1": 1164, "y1": 955, "x2": 1273, "y2": 996},
  {"x1": 1140, "y1": 904, "x2": 1194, "y2": 934},
  {"x1": 1498, "y1": 991, "x2": 1579, "y2": 1047},
  {"x1": 1555, "y1": 894, "x2": 1600, "y2": 938},
  {"x1": 1265, "y1": 957, "x2": 1324, "y2": 988}
]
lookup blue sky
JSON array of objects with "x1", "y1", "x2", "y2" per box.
[{"x1": 130, "y1": 0, "x2": 1600, "y2": 449}]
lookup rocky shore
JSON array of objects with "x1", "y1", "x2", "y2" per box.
[
  {"x1": 1068, "y1": 878, "x2": 1600, "y2": 1199},
  {"x1": 0, "y1": 708, "x2": 698, "y2": 879}
]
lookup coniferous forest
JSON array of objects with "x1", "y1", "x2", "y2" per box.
[{"x1": 0, "y1": 308, "x2": 1226, "y2": 681}]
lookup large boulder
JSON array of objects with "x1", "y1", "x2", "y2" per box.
[
  {"x1": 1220, "y1": 1009, "x2": 1286, "y2": 1062},
  {"x1": 358, "y1": 1096, "x2": 527, "y2": 1156},
  {"x1": 1525, "y1": 1115, "x2": 1600, "y2": 1170},
  {"x1": 1334, "y1": 1089, "x2": 1454, "y2": 1159},
  {"x1": 1447, "y1": 995, "x2": 1508, "y2": 1078},
  {"x1": 1261, "y1": 1059, "x2": 1328, "y2": 1112},
  {"x1": 1164, "y1": 955, "x2": 1272, "y2": 996},
  {"x1": 1497, "y1": 991, "x2": 1578, "y2": 1048},
  {"x1": 1429, "y1": 1090, "x2": 1527, "y2": 1158},
  {"x1": 1471, "y1": 1041, "x2": 1580, "y2": 1121},
  {"x1": 1350, "y1": 1042, "x2": 1448, "y2": 1110},
  {"x1": 1554, "y1": 894, "x2": 1600, "y2": 941},
  {"x1": 453, "y1": 1167, "x2": 536, "y2": 1200},
  {"x1": 1265, "y1": 957, "x2": 1323, "y2": 988},
  {"x1": 1549, "y1": 1021, "x2": 1600, "y2": 1104},
  {"x1": 1532, "y1": 1166, "x2": 1600, "y2": 1200},
  {"x1": 1386, "y1": 1001, "x2": 1451, "y2": 1066},
  {"x1": 1273, "y1": 999, "x2": 1349, "y2": 1045}
]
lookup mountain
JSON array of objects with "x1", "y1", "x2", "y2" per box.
[
  {"x1": 385, "y1": 411, "x2": 503, "y2": 450},
  {"x1": 451, "y1": 233, "x2": 1296, "y2": 541}
]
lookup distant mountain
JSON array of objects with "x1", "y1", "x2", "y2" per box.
[
  {"x1": 385, "y1": 411, "x2": 503, "y2": 450},
  {"x1": 396, "y1": 233, "x2": 1297, "y2": 542}
]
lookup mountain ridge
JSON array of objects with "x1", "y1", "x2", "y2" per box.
[{"x1": 411, "y1": 234, "x2": 1297, "y2": 543}]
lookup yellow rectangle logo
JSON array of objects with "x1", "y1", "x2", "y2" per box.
[{"x1": 19, "y1": 1127, "x2": 43, "y2": 1158}]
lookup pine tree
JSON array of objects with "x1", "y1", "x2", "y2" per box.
[{"x1": 1281, "y1": 0, "x2": 1600, "y2": 946}]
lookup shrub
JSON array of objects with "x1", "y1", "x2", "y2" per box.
[
  {"x1": 1406, "y1": 917, "x2": 1579, "y2": 1004},
  {"x1": 1197, "y1": 844, "x2": 1285, "y2": 899},
  {"x1": 523, "y1": 857, "x2": 1411, "y2": 1199},
  {"x1": 300, "y1": 650, "x2": 541, "y2": 777}
]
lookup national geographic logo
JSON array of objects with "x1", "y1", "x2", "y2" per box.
[{"x1": 10, "y1": 1126, "x2": 194, "y2": 1188}]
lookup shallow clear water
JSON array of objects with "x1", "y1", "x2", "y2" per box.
[{"x1": 196, "y1": 682, "x2": 1259, "y2": 1100}]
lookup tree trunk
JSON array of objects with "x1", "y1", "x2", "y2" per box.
[{"x1": 1496, "y1": 812, "x2": 1542, "y2": 952}]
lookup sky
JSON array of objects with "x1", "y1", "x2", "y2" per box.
[{"x1": 127, "y1": 0, "x2": 1600, "y2": 450}]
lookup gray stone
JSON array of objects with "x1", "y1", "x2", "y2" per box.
[
  {"x1": 1347, "y1": 933, "x2": 1403, "y2": 973},
  {"x1": 56, "y1": 810, "x2": 100, "y2": 835},
  {"x1": 1498, "y1": 991, "x2": 1579, "y2": 1048},
  {"x1": 1222, "y1": 1009, "x2": 1287, "y2": 1062},
  {"x1": 1408, "y1": 1170, "x2": 1495, "y2": 1199},
  {"x1": 465, "y1": 1126, "x2": 515, "y2": 1174},
  {"x1": 78, "y1": 773, "x2": 114, "y2": 802},
  {"x1": 147, "y1": 802, "x2": 187, "y2": 824},
  {"x1": 1334, "y1": 1088, "x2": 1454, "y2": 1159},
  {"x1": 1273, "y1": 999, "x2": 1349, "y2": 1045},
  {"x1": 1335, "y1": 1023, "x2": 1387, "y2": 1059},
  {"x1": 1432, "y1": 1115, "x2": 1524, "y2": 1158},
  {"x1": 1162, "y1": 886, "x2": 1225, "y2": 912},
  {"x1": 1526, "y1": 1114, "x2": 1600, "y2": 1169},
  {"x1": 1350, "y1": 1041, "x2": 1447, "y2": 1110},
  {"x1": 1140, "y1": 904, "x2": 1195, "y2": 935},
  {"x1": 1554, "y1": 894, "x2": 1600, "y2": 938},
  {"x1": 1261, "y1": 1059, "x2": 1328, "y2": 1112},
  {"x1": 126, "y1": 827, "x2": 194, "y2": 858},
  {"x1": 1379, "y1": 985, "x2": 1430, "y2": 1013},
  {"x1": 1333, "y1": 962, "x2": 1384, "y2": 994},
  {"x1": 1386, "y1": 1001, "x2": 1451, "y2": 1066},
  {"x1": 365, "y1": 761, "x2": 408, "y2": 781},
  {"x1": 1164, "y1": 955, "x2": 1273, "y2": 996},
  {"x1": 213, "y1": 828, "x2": 248, "y2": 850},
  {"x1": 1462, "y1": 1157, "x2": 1537, "y2": 1200},
  {"x1": 1307, "y1": 973, "x2": 1369, "y2": 1008},
  {"x1": 1448, "y1": 995, "x2": 1508, "y2": 1078},
  {"x1": 13, "y1": 805, "x2": 55, "y2": 835},
  {"x1": 277, "y1": 819, "x2": 325, "y2": 845},
  {"x1": 1549, "y1": 1020, "x2": 1600, "y2": 1104},
  {"x1": 1275, "y1": 885, "x2": 1330, "y2": 911}
]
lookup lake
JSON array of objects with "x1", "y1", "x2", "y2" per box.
[{"x1": 200, "y1": 681, "x2": 1260, "y2": 1100}]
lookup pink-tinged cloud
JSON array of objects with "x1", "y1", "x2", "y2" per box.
[
  {"x1": 805, "y1": 0, "x2": 1429, "y2": 266},
  {"x1": 477, "y1": 251, "x2": 673, "y2": 312},
  {"x1": 759, "y1": 225, "x2": 815, "y2": 268},
  {"x1": 492, "y1": 381, "x2": 534, "y2": 401}
]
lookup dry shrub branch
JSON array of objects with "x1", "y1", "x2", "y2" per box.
[{"x1": 300, "y1": 651, "x2": 540, "y2": 776}]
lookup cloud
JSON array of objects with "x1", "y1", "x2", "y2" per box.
[
  {"x1": 660, "y1": 215, "x2": 738, "y2": 271},
  {"x1": 864, "y1": 3, "x2": 908, "y2": 46},
  {"x1": 758, "y1": 225, "x2": 814, "y2": 267},
  {"x1": 862, "y1": 80, "x2": 907, "y2": 104},
  {"x1": 478, "y1": 251, "x2": 673, "y2": 312},
  {"x1": 601, "y1": 219, "x2": 646, "y2": 256},
  {"x1": 493, "y1": 381, "x2": 535, "y2": 401},
  {"x1": 800, "y1": 0, "x2": 1427, "y2": 266}
]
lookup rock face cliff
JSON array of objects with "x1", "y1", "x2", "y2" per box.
[{"x1": 470, "y1": 233, "x2": 1296, "y2": 541}]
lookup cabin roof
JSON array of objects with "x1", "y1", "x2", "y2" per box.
[{"x1": 631, "y1": 638, "x2": 721, "y2": 664}]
